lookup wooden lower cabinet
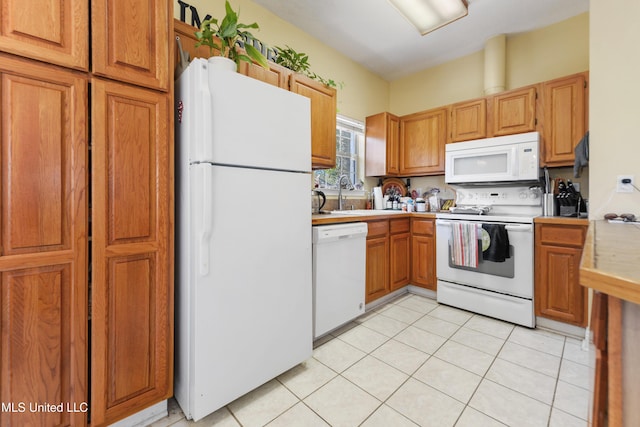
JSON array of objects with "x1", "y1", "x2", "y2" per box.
[
  {"x1": 90, "y1": 79, "x2": 173, "y2": 426},
  {"x1": 365, "y1": 220, "x2": 389, "y2": 303},
  {"x1": 0, "y1": 54, "x2": 88, "y2": 427},
  {"x1": 411, "y1": 218, "x2": 436, "y2": 290},
  {"x1": 365, "y1": 217, "x2": 436, "y2": 303},
  {"x1": 389, "y1": 219, "x2": 411, "y2": 291},
  {"x1": 535, "y1": 222, "x2": 587, "y2": 326}
]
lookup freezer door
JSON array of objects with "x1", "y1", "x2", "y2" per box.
[
  {"x1": 186, "y1": 164, "x2": 312, "y2": 420},
  {"x1": 181, "y1": 59, "x2": 312, "y2": 172}
]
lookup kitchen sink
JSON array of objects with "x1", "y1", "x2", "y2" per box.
[{"x1": 330, "y1": 209, "x2": 405, "y2": 215}]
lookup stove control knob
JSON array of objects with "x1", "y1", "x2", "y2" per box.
[
  {"x1": 519, "y1": 192, "x2": 527, "y2": 199},
  {"x1": 529, "y1": 191, "x2": 540, "y2": 199}
]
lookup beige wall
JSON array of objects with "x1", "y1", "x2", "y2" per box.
[
  {"x1": 589, "y1": 0, "x2": 640, "y2": 217},
  {"x1": 390, "y1": 13, "x2": 589, "y2": 115},
  {"x1": 174, "y1": 0, "x2": 390, "y2": 122},
  {"x1": 177, "y1": 3, "x2": 594, "y2": 196}
]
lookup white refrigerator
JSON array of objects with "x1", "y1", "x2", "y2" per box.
[{"x1": 174, "y1": 58, "x2": 312, "y2": 421}]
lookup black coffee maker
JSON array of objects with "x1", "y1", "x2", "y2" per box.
[{"x1": 556, "y1": 180, "x2": 587, "y2": 217}]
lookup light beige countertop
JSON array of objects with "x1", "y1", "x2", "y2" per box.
[
  {"x1": 580, "y1": 220, "x2": 640, "y2": 304},
  {"x1": 312, "y1": 211, "x2": 436, "y2": 225},
  {"x1": 534, "y1": 216, "x2": 590, "y2": 226}
]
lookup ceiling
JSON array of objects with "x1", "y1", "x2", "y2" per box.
[{"x1": 252, "y1": 0, "x2": 589, "y2": 81}]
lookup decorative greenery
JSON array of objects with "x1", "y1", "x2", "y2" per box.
[
  {"x1": 274, "y1": 45, "x2": 343, "y2": 89},
  {"x1": 195, "y1": 1, "x2": 268, "y2": 69}
]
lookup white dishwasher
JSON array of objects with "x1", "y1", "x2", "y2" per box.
[{"x1": 312, "y1": 222, "x2": 368, "y2": 338}]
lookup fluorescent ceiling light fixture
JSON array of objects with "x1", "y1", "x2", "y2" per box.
[{"x1": 388, "y1": 0, "x2": 469, "y2": 35}]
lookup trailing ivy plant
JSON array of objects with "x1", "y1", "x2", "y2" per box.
[
  {"x1": 195, "y1": 1, "x2": 268, "y2": 69},
  {"x1": 274, "y1": 45, "x2": 343, "y2": 89}
]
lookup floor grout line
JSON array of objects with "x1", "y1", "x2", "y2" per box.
[{"x1": 161, "y1": 294, "x2": 592, "y2": 427}]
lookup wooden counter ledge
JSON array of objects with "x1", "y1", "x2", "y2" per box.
[{"x1": 580, "y1": 220, "x2": 640, "y2": 305}]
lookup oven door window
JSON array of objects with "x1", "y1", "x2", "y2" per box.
[{"x1": 447, "y1": 241, "x2": 515, "y2": 278}]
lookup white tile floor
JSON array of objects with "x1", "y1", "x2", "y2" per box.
[{"x1": 151, "y1": 294, "x2": 594, "y2": 427}]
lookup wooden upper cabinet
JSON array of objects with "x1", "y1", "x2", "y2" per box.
[
  {"x1": 174, "y1": 19, "x2": 216, "y2": 66},
  {"x1": 491, "y1": 86, "x2": 537, "y2": 136},
  {"x1": 0, "y1": 0, "x2": 89, "y2": 70},
  {"x1": 91, "y1": 78, "x2": 172, "y2": 426},
  {"x1": 0, "y1": 54, "x2": 88, "y2": 427},
  {"x1": 174, "y1": 20, "x2": 289, "y2": 88},
  {"x1": 365, "y1": 112, "x2": 400, "y2": 176},
  {"x1": 541, "y1": 72, "x2": 588, "y2": 167},
  {"x1": 400, "y1": 107, "x2": 448, "y2": 175},
  {"x1": 290, "y1": 73, "x2": 337, "y2": 169},
  {"x1": 239, "y1": 59, "x2": 290, "y2": 89},
  {"x1": 92, "y1": 0, "x2": 170, "y2": 91},
  {"x1": 450, "y1": 98, "x2": 487, "y2": 142}
]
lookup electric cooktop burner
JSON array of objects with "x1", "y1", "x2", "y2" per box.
[
  {"x1": 437, "y1": 184, "x2": 543, "y2": 224},
  {"x1": 448, "y1": 205, "x2": 492, "y2": 215}
]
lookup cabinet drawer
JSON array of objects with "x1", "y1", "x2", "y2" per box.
[
  {"x1": 412, "y1": 219, "x2": 434, "y2": 236},
  {"x1": 367, "y1": 220, "x2": 389, "y2": 238},
  {"x1": 537, "y1": 224, "x2": 586, "y2": 247},
  {"x1": 390, "y1": 218, "x2": 410, "y2": 234}
]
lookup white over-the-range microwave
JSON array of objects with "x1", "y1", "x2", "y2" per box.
[{"x1": 445, "y1": 131, "x2": 540, "y2": 184}]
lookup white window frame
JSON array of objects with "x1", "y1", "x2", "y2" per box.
[{"x1": 314, "y1": 115, "x2": 365, "y2": 197}]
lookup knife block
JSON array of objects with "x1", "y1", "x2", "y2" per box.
[{"x1": 557, "y1": 191, "x2": 585, "y2": 217}]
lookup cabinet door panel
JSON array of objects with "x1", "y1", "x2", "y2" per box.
[
  {"x1": 107, "y1": 254, "x2": 154, "y2": 405},
  {"x1": 0, "y1": 0, "x2": 88, "y2": 70},
  {"x1": 411, "y1": 235, "x2": 436, "y2": 290},
  {"x1": 92, "y1": 0, "x2": 170, "y2": 91},
  {"x1": 290, "y1": 74, "x2": 336, "y2": 169},
  {"x1": 0, "y1": 265, "x2": 86, "y2": 427},
  {"x1": 239, "y1": 60, "x2": 290, "y2": 89},
  {"x1": 0, "y1": 55, "x2": 87, "y2": 427},
  {"x1": 400, "y1": 108, "x2": 447, "y2": 175},
  {"x1": 536, "y1": 245, "x2": 585, "y2": 325},
  {"x1": 492, "y1": 87, "x2": 536, "y2": 136},
  {"x1": 91, "y1": 78, "x2": 171, "y2": 425},
  {"x1": 451, "y1": 98, "x2": 487, "y2": 142},
  {"x1": 542, "y1": 73, "x2": 587, "y2": 166},
  {"x1": 390, "y1": 232, "x2": 410, "y2": 291},
  {"x1": 365, "y1": 112, "x2": 400, "y2": 177},
  {"x1": 366, "y1": 236, "x2": 388, "y2": 303}
]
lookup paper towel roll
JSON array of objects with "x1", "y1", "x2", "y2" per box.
[{"x1": 373, "y1": 187, "x2": 384, "y2": 210}]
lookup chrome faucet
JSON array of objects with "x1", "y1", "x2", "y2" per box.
[{"x1": 337, "y1": 174, "x2": 353, "y2": 210}]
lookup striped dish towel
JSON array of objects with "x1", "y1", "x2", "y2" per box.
[{"x1": 451, "y1": 222, "x2": 480, "y2": 268}]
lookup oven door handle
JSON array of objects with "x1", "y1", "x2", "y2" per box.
[
  {"x1": 504, "y1": 224, "x2": 533, "y2": 232},
  {"x1": 436, "y1": 220, "x2": 532, "y2": 232}
]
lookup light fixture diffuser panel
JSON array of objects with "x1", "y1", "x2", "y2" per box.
[{"x1": 389, "y1": 0, "x2": 468, "y2": 35}]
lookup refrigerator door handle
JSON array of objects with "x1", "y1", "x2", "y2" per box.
[
  {"x1": 199, "y1": 166, "x2": 214, "y2": 276},
  {"x1": 196, "y1": 70, "x2": 213, "y2": 161}
]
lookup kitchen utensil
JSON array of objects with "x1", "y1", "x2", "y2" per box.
[
  {"x1": 312, "y1": 190, "x2": 326, "y2": 214},
  {"x1": 381, "y1": 178, "x2": 407, "y2": 197},
  {"x1": 373, "y1": 186, "x2": 384, "y2": 210}
]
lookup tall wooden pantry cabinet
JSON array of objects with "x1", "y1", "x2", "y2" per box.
[{"x1": 0, "y1": 1, "x2": 174, "y2": 426}]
